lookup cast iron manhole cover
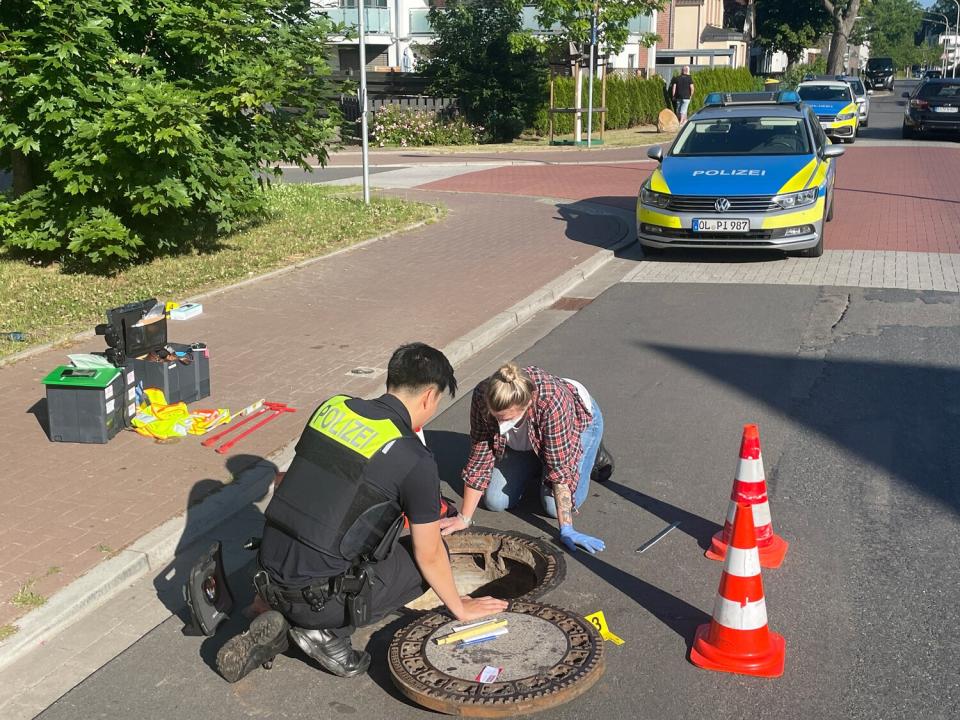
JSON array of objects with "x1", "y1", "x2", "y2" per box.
[
  {"x1": 405, "y1": 528, "x2": 566, "y2": 611},
  {"x1": 389, "y1": 600, "x2": 605, "y2": 717}
]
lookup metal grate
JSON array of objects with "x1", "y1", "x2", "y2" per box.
[{"x1": 664, "y1": 195, "x2": 779, "y2": 213}]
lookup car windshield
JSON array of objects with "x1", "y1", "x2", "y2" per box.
[
  {"x1": 799, "y1": 85, "x2": 852, "y2": 102},
  {"x1": 868, "y1": 59, "x2": 893, "y2": 70},
  {"x1": 848, "y1": 80, "x2": 865, "y2": 95},
  {"x1": 918, "y1": 83, "x2": 960, "y2": 99},
  {"x1": 671, "y1": 116, "x2": 812, "y2": 156}
]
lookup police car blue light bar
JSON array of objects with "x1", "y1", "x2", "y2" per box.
[{"x1": 702, "y1": 91, "x2": 801, "y2": 108}]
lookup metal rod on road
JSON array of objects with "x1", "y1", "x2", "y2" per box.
[
  {"x1": 358, "y1": 1, "x2": 371, "y2": 205},
  {"x1": 635, "y1": 521, "x2": 681, "y2": 553}
]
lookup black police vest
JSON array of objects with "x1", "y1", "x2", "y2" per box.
[{"x1": 264, "y1": 395, "x2": 420, "y2": 565}]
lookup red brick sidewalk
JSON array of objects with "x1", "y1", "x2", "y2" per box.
[
  {"x1": 0, "y1": 191, "x2": 625, "y2": 628},
  {"x1": 422, "y1": 147, "x2": 960, "y2": 253}
]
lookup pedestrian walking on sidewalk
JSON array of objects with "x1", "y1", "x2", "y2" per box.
[
  {"x1": 670, "y1": 65, "x2": 695, "y2": 124},
  {"x1": 441, "y1": 363, "x2": 614, "y2": 554},
  {"x1": 216, "y1": 343, "x2": 507, "y2": 683}
]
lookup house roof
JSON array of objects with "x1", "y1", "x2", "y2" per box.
[{"x1": 700, "y1": 25, "x2": 747, "y2": 43}]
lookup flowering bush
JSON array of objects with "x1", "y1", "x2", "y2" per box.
[{"x1": 371, "y1": 105, "x2": 485, "y2": 147}]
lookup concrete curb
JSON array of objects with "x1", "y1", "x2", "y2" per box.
[
  {"x1": 0, "y1": 201, "x2": 634, "y2": 672},
  {"x1": 0, "y1": 211, "x2": 441, "y2": 369}
]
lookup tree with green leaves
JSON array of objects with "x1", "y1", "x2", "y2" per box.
[
  {"x1": 0, "y1": 0, "x2": 339, "y2": 269},
  {"x1": 863, "y1": 0, "x2": 924, "y2": 69},
  {"x1": 420, "y1": 0, "x2": 547, "y2": 142},
  {"x1": 755, "y1": 0, "x2": 832, "y2": 66},
  {"x1": 822, "y1": 0, "x2": 864, "y2": 74},
  {"x1": 532, "y1": 0, "x2": 659, "y2": 54}
]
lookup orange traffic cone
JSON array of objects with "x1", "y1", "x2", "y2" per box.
[
  {"x1": 706, "y1": 424, "x2": 788, "y2": 568},
  {"x1": 690, "y1": 501, "x2": 785, "y2": 677}
]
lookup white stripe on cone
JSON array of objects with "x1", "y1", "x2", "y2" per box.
[
  {"x1": 724, "y1": 546, "x2": 762, "y2": 578},
  {"x1": 712, "y1": 596, "x2": 769, "y2": 631},
  {"x1": 725, "y1": 500, "x2": 773, "y2": 528},
  {"x1": 735, "y1": 455, "x2": 766, "y2": 483}
]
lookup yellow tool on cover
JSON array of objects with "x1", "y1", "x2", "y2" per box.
[
  {"x1": 435, "y1": 619, "x2": 508, "y2": 646},
  {"x1": 585, "y1": 611, "x2": 624, "y2": 645}
]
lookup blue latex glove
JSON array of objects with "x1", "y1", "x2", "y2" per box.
[{"x1": 560, "y1": 526, "x2": 605, "y2": 554}]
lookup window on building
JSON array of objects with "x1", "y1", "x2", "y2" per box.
[{"x1": 628, "y1": 54, "x2": 636, "y2": 69}]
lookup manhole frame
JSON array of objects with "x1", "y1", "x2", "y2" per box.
[
  {"x1": 388, "y1": 600, "x2": 605, "y2": 717},
  {"x1": 405, "y1": 527, "x2": 567, "y2": 612}
]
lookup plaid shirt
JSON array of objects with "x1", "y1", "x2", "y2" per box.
[{"x1": 462, "y1": 366, "x2": 591, "y2": 494}]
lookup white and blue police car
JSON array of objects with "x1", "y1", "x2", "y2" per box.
[{"x1": 637, "y1": 91, "x2": 844, "y2": 258}]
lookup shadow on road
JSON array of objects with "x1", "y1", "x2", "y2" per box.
[
  {"x1": 512, "y1": 508, "x2": 710, "y2": 649},
  {"x1": 153, "y1": 454, "x2": 275, "y2": 628},
  {"x1": 602, "y1": 479, "x2": 721, "y2": 551},
  {"x1": 644, "y1": 343, "x2": 960, "y2": 516}
]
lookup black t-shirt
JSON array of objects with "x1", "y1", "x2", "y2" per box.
[
  {"x1": 672, "y1": 74, "x2": 693, "y2": 99},
  {"x1": 259, "y1": 393, "x2": 441, "y2": 585}
]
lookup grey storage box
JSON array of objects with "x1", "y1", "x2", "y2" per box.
[
  {"x1": 128, "y1": 343, "x2": 210, "y2": 405},
  {"x1": 42, "y1": 366, "x2": 125, "y2": 444}
]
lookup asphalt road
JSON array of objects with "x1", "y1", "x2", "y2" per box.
[{"x1": 39, "y1": 282, "x2": 960, "y2": 720}]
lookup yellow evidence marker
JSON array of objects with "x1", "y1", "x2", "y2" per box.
[{"x1": 585, "y1": 611, "x2": 624, "y2": 645}]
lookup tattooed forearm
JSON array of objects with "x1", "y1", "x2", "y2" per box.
[{"x1": 553, "y1": 484, "x2": 574, "y2": 528}]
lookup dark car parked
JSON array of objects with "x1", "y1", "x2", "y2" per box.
[
  {"x1": 866, "y1": 57, "x2": 896, "y2": 91},
  {"x1": 902, "y1": 79, "x2": 960, "y2": 138}
]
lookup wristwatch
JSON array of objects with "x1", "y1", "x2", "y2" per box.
[{"x1": 458, "y1": 512, "x2": 473, "y2": 528}]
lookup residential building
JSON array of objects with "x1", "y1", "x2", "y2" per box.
[
  {"x1": 314, "y1": 1, "x2": 657, "y2": 76},
  {"x1": 650, "y1": 0, "x2": 748, "y2": 82}
]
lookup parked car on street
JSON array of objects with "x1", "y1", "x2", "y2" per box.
[
  {"x1": 805, "y1": 74, "x2": 872, "y2": 127},
  {"x1": 797, "y1": 80, "x2": 860, "y2": 143},
  {"x1": 866, "y1": 57, "x2": 896, "y2": 91},
  {"x1": 924, "y1": 69, "x2": 943, "y2": 79},
  {"x1": 636, "y1": 91, "x2": 843, "y2": 258},
  {"x1": 902, "y1": 78, "x2": 960, "y2": 138}
]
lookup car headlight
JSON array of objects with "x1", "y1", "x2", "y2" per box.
[
  {"x1": 773, "y1": 188, "x2": 818, "y2": 210},
  {"x1": 640, "y1": 186, "x2": 670, "y2": 208},
  {"x1": 837, "y1": 111, "x2": 856, "y2": 120}
]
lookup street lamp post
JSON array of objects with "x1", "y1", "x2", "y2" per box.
[
  {"x1": 586, "y1": 5, "x2": 598, "y2": 148},
  {"x1": 926, "y1": 13, "x2": 952, "y2": 75},
  {"x1": 358, "y1": 1, "x2": 371, "y2": 205},
  {"x1": 951, "y1": 0, "x2": 960, "y2": 77}
]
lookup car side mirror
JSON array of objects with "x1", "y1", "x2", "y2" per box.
[
  {"x1": 823, "y1": 145, "x2": 845, "y2": 159},
  {"x1": 901, "y1": 92, "x2": 910, "y2": 98},
  {"x1": 647, "y1": 145, "x2": 663, "y2": 163},
  {"x1": 867, "y1": 89, "x2": 874, "y2": 96}
]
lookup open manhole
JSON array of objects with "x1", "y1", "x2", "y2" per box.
[
  {"x1": 406, "y1": 528, "x2": 566, "y2": 611},
  {"x1": 389, "y1": 600, "x2": 605, "y2": 717}
]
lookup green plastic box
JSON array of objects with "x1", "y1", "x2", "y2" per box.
[{"x1": 42, "y1": 366, "x2": 125, "y2": 444}]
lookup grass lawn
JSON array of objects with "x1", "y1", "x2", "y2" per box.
[
  {"x1": 0, "y1": 184, "x2": 440, "y2": 360},
  {"x1": 352, "y1": 125, "x2": 677, "y2": 155}
]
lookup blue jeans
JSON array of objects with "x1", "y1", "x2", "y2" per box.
[{"x1": 482, "y1": 402, "x2": 604, "y2": 518}]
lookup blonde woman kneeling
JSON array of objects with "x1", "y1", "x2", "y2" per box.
[{"x1": 441, "y1": 363, "x2": 612, "y2": 554}]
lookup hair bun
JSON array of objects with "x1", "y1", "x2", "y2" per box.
[{"x1": 497, "y1": 362, "x2": 519, "y2": 384}]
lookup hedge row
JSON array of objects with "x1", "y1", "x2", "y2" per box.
[{"x1": 532, "y1": 66, "x2": 763, "y2": 135}]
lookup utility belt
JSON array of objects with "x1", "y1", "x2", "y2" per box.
[{"x1": 254, "y1": 564, "x2": 375, "y2": 628}]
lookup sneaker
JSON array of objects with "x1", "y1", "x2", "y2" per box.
[
  {"x1": 591, "y1": 442, "x2": 615, "y2": 482},
  {"x1": 288, "y1": 627, "x2": 371, "y2": 678},
  {"x1": 216, "y1": 610, "x2": 289, "y2": 683}
]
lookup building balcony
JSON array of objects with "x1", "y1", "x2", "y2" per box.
[{"x1": 323, "y1": 7, "x2": 392, "y2": 36}]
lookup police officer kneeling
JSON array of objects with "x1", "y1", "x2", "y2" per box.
[{"x1": 217, "y1": 343, "x2": 508, "y2": 681}]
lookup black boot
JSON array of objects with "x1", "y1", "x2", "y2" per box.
[
  {"x1": 216, "y1": 610, "x2": 289, "y2": 683},
  {"x1": 591, "y1": 442, "x2": 614, "y2": 482},
  {"x1": 288, "y1": 627, "x2": 371, "y2": 678}
]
